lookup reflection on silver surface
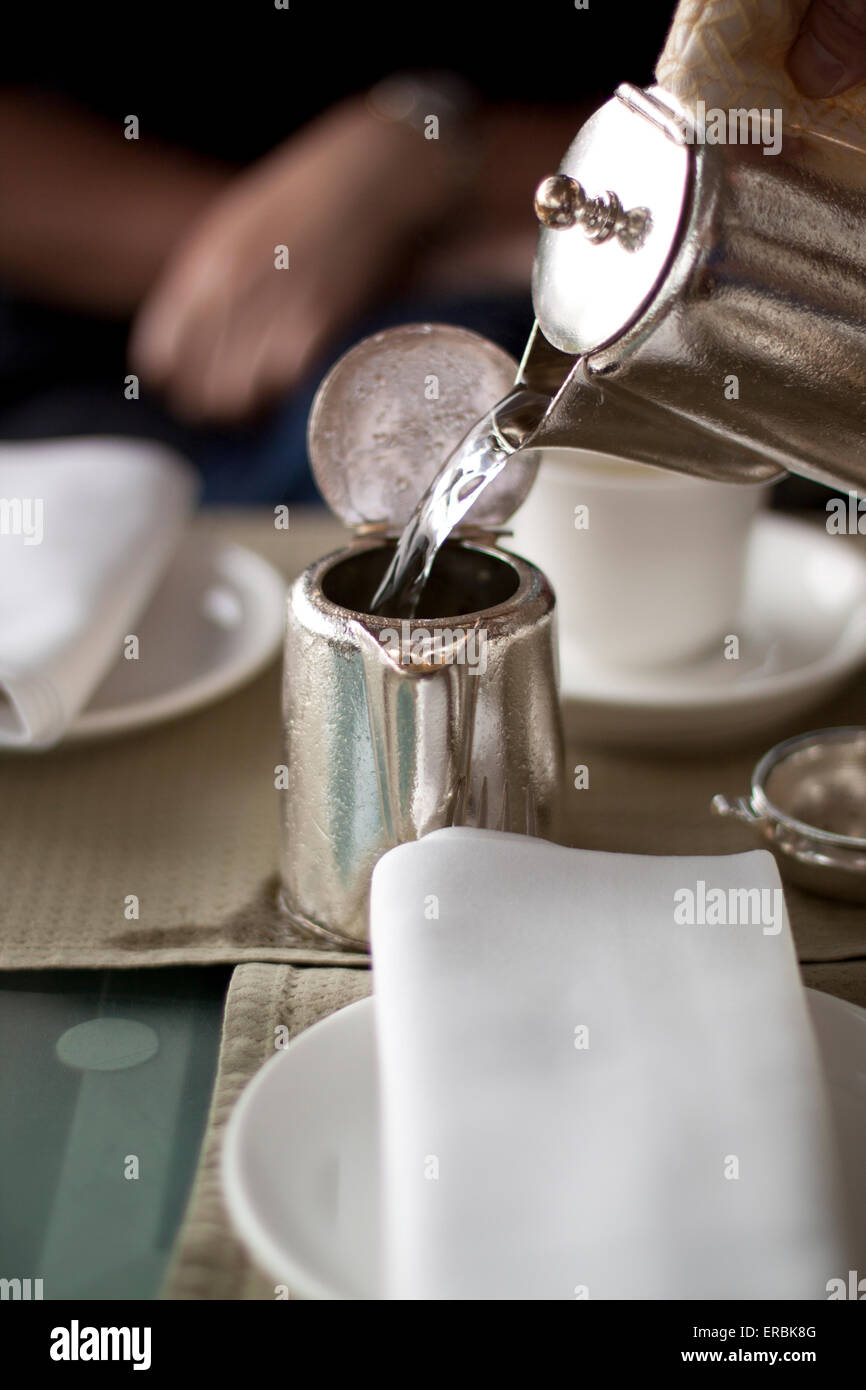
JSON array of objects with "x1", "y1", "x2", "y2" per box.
[
  {"x1": 524, "y1": 83, "x2": 866, "y2": 494},
  {"x1": 713, "y1": 728, "x2": 866, "y2": 902},
  {"x1": 279, "y1": 540, "x2": 564, "y2": 948}
]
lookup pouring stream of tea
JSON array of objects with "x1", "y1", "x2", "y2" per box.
[{"x1": 369, "y1": 385, "x2": 550, "y2": 619}]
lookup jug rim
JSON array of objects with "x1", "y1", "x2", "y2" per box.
[{"x1": 296, "y1": 536, "x2": 556, "y2": 629}]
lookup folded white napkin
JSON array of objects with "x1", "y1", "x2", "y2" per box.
[
  {"x1": 371, "y1": 828, "x2": 848, "y2": 1300},
  {"x1": 0, "y1": 438, "x2": 197, "y2": 747}
]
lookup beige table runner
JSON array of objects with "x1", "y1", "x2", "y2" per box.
[
  {"x1": 0, "y1": 507, "x2": 863, "y2": 970},
  {"x1": 163, "y1": 964, "x2": 373, "y2": 1300}
]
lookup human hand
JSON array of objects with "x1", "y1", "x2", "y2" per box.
[
  {"x1": 788, "y1": 0, "x2": 866, "y2": 97},
  {"x1": 130, "y1": 98, "x2": 451, "y2": 422}
]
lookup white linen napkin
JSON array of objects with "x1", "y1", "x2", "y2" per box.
[
  {"x1": 371, "y1": 827, "x2": 848, "y2": 1300},
  {"x1": 0, "y1": 437, "x2": 197, "y2": 747}
]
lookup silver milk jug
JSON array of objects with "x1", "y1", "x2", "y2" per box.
[
  {"x1": 521, "y1": 83, "x2": 866, "y2": 495},
  {"x1": 278, "y1": 326, "x2": 565, "y2": 951}
]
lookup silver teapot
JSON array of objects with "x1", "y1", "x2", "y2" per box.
[{"x1": 520, "y1": 83, "x2": 866, "y2": 495}]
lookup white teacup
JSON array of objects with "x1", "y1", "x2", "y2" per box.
[{"x1": 509, "y1": 449, "x2": 769, "y2": 670}]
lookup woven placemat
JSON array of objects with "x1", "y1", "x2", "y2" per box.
[
  {"x1": 0, "y1": 507, "x2": 863, "y2": 970},
  {"x1": 560, "y1": 677, "x2": 866, "y2": 967},
  {"x1": 0, "y1": 509, "x2": 371, "y2": 970},
  {"x1": 163, "y1": 963, "x2": 373, "y2": 1300}
]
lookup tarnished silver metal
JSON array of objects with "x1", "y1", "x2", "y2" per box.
[
  {"x1": 279, "y1": 538, "x2": 564, "y2": 948},
  {"x1": 522, "y1": 83, "x2": 866, "y2": 493},
  {"x1": 713, "y1": 728, "x2": 866, "y2": 903},
  {"x1": 306, "y1": 323, "x2": 530, "y2": 533}
]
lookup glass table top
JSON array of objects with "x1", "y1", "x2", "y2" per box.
[{"x1": 0, "y1": 967, "x2": 229, "y2": 1300}]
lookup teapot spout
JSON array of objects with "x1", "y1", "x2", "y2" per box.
[{"x1": 517, "y1": 321, "x2": 786, "y2": 487}]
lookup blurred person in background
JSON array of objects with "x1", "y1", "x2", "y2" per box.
[
  {"x1": 0, "y1": 0, "x2": 859, "y2": 504},
  {"x1": 0, "y1": 1, "x2": 673, "y2": 502}
]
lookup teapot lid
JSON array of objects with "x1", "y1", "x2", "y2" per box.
[
  {"x1": 532, "y1": 84, "x2": 692, "y2": 357},
  {"x1": 307, "y1": 323, "x2": 538, "y2": 531}
]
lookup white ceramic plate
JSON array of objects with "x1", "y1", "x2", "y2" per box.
[
  {"x1": 65, "y1": 534, "x2": 286, "y2": 742},
  {"x1": 560, "y1": 515, "x2": 866, "y2": 748},
  {"x1": 222, "y1": 988, "x2": 866, "y2": 1301}
]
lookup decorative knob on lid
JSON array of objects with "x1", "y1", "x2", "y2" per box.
[
  {"x1": 534, "y1": 174, "x2": 586, "y2": 228},
  {"x1": 532, "y1": 86, "x2": 691, "y2": 356},
  {"x1": 534, "y1": 173, "x2": 652, "y2": 251}
]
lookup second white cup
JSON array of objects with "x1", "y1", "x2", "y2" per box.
[{"x1": 509, "y1": 449, "x2": 769, "y2": 670}]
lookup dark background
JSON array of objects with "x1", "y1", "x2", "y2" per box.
[{"x1": 2, "y1": 1, "x2": 676, "y2": 159}]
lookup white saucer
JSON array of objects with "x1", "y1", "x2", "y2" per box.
[
  {"x1": 560, "y1": 515, "x2": 866, "y2": 748},
  {"x1": 222, "y1": 988, "x2": 866, "y2": 1301},
  {"x1": 66, "y1": 533, "x2": 286, "y2": 742}
]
